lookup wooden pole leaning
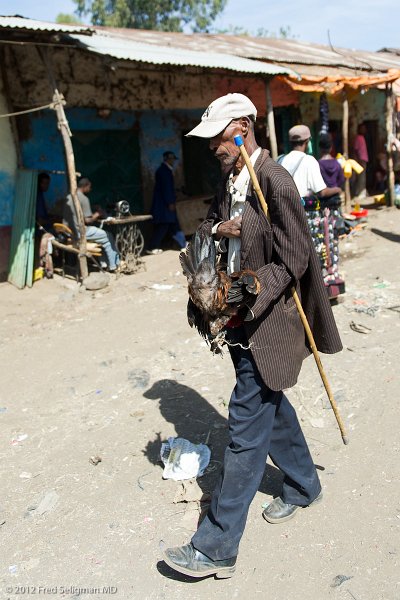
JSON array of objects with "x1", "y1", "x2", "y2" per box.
[
  {"x1": 234, "y1": 135, "x2": 349, "y2": 445},
  {"x1": 52, "y1": 90, "x2": 89, "y2": 280},
  {"x1": 385, "y1": 83, "x2": 395, "y2": 208},
  {"x1": 342, "y1": 93, "x2": 351, "y2": 213},
  {"x1": 265, "y1": 80, "x2": 278, "y2": 161},
  {"x1": 37, "y1": 46, "x2": 88, "y2": 280}
]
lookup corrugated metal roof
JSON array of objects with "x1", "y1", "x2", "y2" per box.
[
  {"x1": 2, "y1": 16, "x2": 399, "y2": 76},
  {"x1": 0, "y1": 15, "x2": 92, "y2": 35},
  {"x1": 279, "y1": 63, "x2": 380, "y2": 79},
  {"x1": 71, "y1": 32, "x2": 296, "y2": 76},
  {"x1": 379, "y1": 48, "x2": 400, "y2": 57},
  {"x1": 100, "y1": 28, "x2": 400, "y2": 73}
]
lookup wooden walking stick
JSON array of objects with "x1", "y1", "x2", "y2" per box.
[{"x1": 234, "y1": 135, "x2": 349, "y2": 445}]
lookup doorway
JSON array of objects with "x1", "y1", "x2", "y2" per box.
[
  {"x1": 363, "y1": 120, "x2": 379, "y2": 191},
  {"x1": 181, "y1": 133, "x2": 220, "y2": 196},
  {"x1": 72, "y1": 130, "x2": 143, "y2": 213}
]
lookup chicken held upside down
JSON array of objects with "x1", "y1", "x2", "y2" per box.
[{"x1": 179, "y1": 230, "x2": 260, "y2": 342}]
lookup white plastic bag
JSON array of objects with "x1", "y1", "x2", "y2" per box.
[{"x1": 160, "y1": 437, "x2": 211, "y2": 481}]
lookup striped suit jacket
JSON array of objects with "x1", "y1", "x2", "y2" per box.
[{"x1": 199, "y1": 149, "x2": 343, "y2": 391}]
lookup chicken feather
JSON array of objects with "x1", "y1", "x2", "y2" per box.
[{"x1": 180, "y1": 230, "x2": 260, "y2": 341}]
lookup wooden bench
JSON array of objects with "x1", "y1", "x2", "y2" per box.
[{"x1": 52, "y1": 223, "x2": 103, "y2": 278}]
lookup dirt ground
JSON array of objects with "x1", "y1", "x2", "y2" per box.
[{"x1": 0, "y1": 204, "x2": 399, "y2": 600}]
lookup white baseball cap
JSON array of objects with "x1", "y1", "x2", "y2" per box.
[
  {"x1": 288, "y1": 124, "x2": 311, "y2": 142},
  {"x1": 186, "y1": 93, "x2": 257, "y2": 139}
]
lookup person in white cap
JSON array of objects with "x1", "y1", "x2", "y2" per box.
[
  {"x1": 280, "y1": 124, "x2": 342, "y2": 199},
  {"x1": 280, "y1": 126, "x2": 345, "y2": 299},
  {"x1": 162, "y1": 94, "x2": 342, "y2": 579}
]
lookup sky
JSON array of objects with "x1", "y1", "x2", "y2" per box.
[{"x1": 1, "y1": 0, "x2": 399, "y2": 52}]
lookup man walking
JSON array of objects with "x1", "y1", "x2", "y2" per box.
[
  {"x1": 147, "y1": 151, "x2": 186, "y2": 254},
  {"x1": 63, "y1": 177, "x2": 120, "y2": 272},
  {"x1": 163, "y1": 93, "x2": 342, "y2": 579}
]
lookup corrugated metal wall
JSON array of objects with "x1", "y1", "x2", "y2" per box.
[{"x1": 8, "y1": 170, "x2": 37, "y2": 289}]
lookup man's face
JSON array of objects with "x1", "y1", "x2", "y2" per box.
[
  {"x1": 165, "y1": 154, "x2": 176, "y2": 167},
  {"x1": 209, "y1": 120, "x2": 243, "y2": 172},
  {"x1": 39, "y1": 177, "x2": 50, "y2": 192}
]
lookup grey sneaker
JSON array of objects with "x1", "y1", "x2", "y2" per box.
[{"x1": 262, "y1": 492, "x2": 323, "y2": 524}]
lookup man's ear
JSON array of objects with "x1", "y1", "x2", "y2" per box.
[{"x1": 240, "y1": 116, "x2": 251, "y2": 137}]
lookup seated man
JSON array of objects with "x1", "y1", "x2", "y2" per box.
[{"x1": 63, "y1": 177, "x2": 120, "y2": 272}]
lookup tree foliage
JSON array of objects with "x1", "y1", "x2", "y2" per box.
[
  {"x1": 74, "y1": 0, "x2": 227, "y2": 32},
  {"x1": 217, "y1": 24, "x2": 296, "y2": 39},
  {"x1": 56, "y1": 13, "x2": 83, "y2": 25}
]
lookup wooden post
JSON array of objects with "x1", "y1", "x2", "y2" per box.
[
  {"x1": 51, "y1": 90, "x2": 88, "y2": 278},
  {"x1": 37, "y1": 46, "x2": 88, "y2": 279},
  {"x1": 342, "y1": 91, "x2": 351, "y2": 212},
  {"x1": 265, "y1": 79, "x2": 278, "y2": 161},
  {"x1": 385, "y1": 83, "x2": 395, "y2": 208},
  {"x1": 52, "y1": 93, "x2": 88, "y2": 278}
]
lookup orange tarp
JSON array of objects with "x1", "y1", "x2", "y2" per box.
[
  {"x1": 214, "y1": 75, "x2": 299, "y2": 114},
  {"x1": 278, "y1": 69, "x2": 400, "y2": 95}
]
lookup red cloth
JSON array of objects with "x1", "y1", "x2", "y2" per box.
[
  {"x1": 353, "y1": 134, "x2": 369, "y2": 163},
  {"x1": 226, "y1": 314, "x2": 244, "y2": 328}
]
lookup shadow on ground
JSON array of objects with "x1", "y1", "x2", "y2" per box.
[
  {"x1": 371, "y1": 228, "x2": 400, "y2": 244},
  {"x1": 142, "y1": 379, "x2": 228, "y2": 494},
  {"x1": 142, "y1": 379, "x2": 284, "y2": 498}
]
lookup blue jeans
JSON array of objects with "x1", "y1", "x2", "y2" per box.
[
  {"x1": 191, "y1": 326, "x2": 321, "y2": 561},
  {"x1": 86, "y1": 226, "x2": 119, "y2": 270}
]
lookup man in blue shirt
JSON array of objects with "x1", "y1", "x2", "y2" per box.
[{"x1": 147, "y1": 151, "x2": 186, "y2": 254}]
